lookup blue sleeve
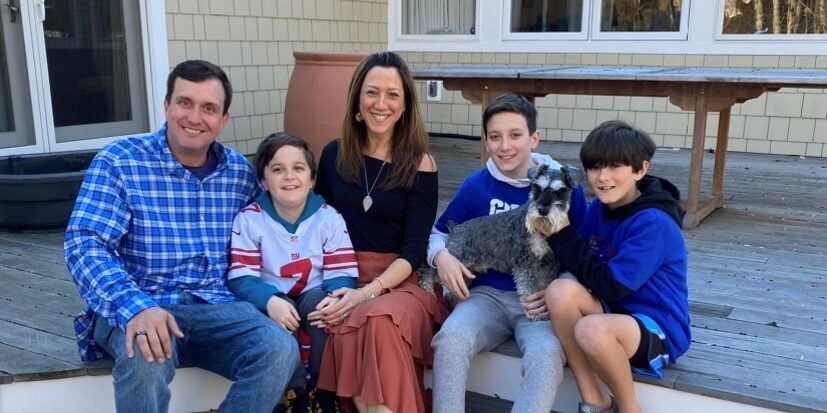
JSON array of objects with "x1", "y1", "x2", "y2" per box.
[
  {"x1": 547, "y1": 226, "x2": 633, "y2": 302},
  {"x1": 64, "y1": 153, "x2": 157, "y2": 329},
  {"x1": 321, "y1": 277, "x2": 357, "y2": 294},
  {"x1": 567, "y1": 185, "x2": 587, "y2": 230},
  {"x1": 228, "y1": 275, "x2": 286, "y2": 313},
  {"x1": 435, "y1": 176, "x2": 477, "y2": 233},
  {"x1": 548, "y1": 211, "x2": 668, "y2": 301}
]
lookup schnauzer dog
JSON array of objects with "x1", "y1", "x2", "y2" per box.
[{"x1": 420, "y1": 164, "x2": 583, "y2": 320}]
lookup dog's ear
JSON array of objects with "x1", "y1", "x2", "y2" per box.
[
  {"x1": 562, "y1": 165, "x2": 584, "y2": 188},
  {"x1": 528, "y1": 164, "x2": 548, "y2": 180},
  {"x1": 527, "y1": 165, "x2": 538, "y2": 180}
]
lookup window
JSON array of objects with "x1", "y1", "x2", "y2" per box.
[
  {"x1": 400, "y1": 0, "x2": 477, "y2": 36},
  {"x1": 505, "y1": 0, "x2": 588, "y2": 39},
  {"x1": 502, "y1": 0, "x2": 687, "y2": 41},
  {"x1": 721, "y1": 0, "x2": 827, "y2": 35},
  {"x1": 592, "y1": 0, "x2": 688, "y2": 40},
  {"x1": 0, "y1": 5, "x2": 35, "y2": 150},
  {"x1": 0, "y1": 1, "x2": 164, "y2": 156},
  {"x1": 44, "y1": 0, "x2": 148, "y2": 144},
  {"x1": 510, "y1": 0, "x2": 584, "y2": 33},
  {"x1": 389, "y1": 0, "x2": 823, "y2": 54}
]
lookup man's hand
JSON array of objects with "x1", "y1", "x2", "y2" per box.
[
  {"x1": 125, "y1": 307, "x2": 184, "y2": 363},
  {"x1": 266, "y1": 296, "x2": 300, "y2": 331},
  {"x1": 521, "y1": 290, "x2": 548, "y2": 319},
  {"x1": 434, "y1": 250, "x2": 476, "y2": 301}
]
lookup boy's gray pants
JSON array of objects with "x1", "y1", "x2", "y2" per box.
[{"x1": 431, "y1": 285, "x2": 565, "y2": 413}]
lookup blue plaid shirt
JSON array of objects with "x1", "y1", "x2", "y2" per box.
[{"x1": 64, "y1": 124, "x2": 260, "y2": 361}]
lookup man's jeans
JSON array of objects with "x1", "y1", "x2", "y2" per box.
[{"x1": 94, "y1": 295, "x2": 299, "y2": 413}]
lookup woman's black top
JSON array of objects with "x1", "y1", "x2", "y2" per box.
[{"x1": 315, "y1": 140, "x2": 438, "y2": 269}]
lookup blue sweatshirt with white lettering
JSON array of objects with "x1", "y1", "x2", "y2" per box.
[{"x1": 434, "y1": 166, "x2": 586, "y2": 291}]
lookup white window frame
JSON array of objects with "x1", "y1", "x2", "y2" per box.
[
  {"x1": 502, "y1": 0, "x2": 590, "y2": 41},
  {"x1": 714, "y1": 0, "x2": 827, "y2": 41},
  {"x1": 390, "y1": 0, "x2": 480, "y2": 43},
  {"x1": 591, "y1": 0, "x2": 690, "y2": 41},
  {"x1": 388, "y1": 0, "x2": 827, "y2": 55},
  {"x1": 0, "y1": 0, "x2": 167, "y2": 157}
]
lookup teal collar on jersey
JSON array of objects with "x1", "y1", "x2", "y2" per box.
[{"x1": 255, "y1": 190, "x2": 325, "y2": 234}]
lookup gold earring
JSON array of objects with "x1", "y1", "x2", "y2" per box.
[{"x1": 355, "y1": 113, "x2": 363, "y2": 122}]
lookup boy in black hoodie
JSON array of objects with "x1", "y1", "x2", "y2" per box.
[{"x1": 544, "y1": 120, "x2": 689, "y2": 413}]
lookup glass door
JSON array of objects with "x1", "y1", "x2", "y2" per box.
[
  {"x1": 0, "y1": 1, "x2": 36, "y2": 150},
  {"x1": 43, "y1": 0, "x2": 147, "y2": 144}
]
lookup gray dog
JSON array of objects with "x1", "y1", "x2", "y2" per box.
[{"x1": 420, "y1": 164, "x2": 583, "y2": 320}]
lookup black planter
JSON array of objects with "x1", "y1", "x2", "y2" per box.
[{"x1": 0, "y1": 151, "x2": 96, "y2": 231}]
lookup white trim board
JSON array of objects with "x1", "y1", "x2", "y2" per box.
[
  {"x1": 389, "y1": 0, "x2": 827, "y2": 55},
  {"x1": 0, "y1": 357, "x2": 792, "y2": 413},
  {"x1": 426, "y1": 351, "x2": 788, "y2": 413},
  {"x1": 0, "y1": 368, "x2": 230, "y2": 413}
]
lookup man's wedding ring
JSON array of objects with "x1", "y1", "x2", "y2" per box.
[{"x1": 135, "y1": 330, "x2": 148, "y2": 338}]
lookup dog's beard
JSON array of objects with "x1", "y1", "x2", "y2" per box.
[
  {"x1": 526, "y1": 205, "x2": 569, "y2": 237},
  {"x1": 526, "y1": 206, "x2": 568, "y2": 258}
]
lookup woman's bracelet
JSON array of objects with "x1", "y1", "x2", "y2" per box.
[
  {"x1": 361, "y1": 284, "x2": 375, "y2": 303},
  {"x1": 375, "y1": 277, "x2": 387, "y2": 292}
]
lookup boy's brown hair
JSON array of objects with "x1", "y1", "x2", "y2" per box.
[{"x1": 580, "y1": 120, "x2": 656, "y2": 173}]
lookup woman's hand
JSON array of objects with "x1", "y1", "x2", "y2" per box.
[
  {"x1": 434, "y1": 250, "x2": 476, "y2": 301},
  {"x1": 308, "y1": 288, "x2": 364, "y2": 328},
  {"x1": 266, "y1": 296, "x2": 300, "y2": 331}
]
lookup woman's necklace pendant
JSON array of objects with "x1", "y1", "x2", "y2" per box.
[{"x1": 362, "y1": 160, "x2": 385, "y2": 213}]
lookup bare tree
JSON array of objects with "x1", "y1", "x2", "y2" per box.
[
  {"x1": 773, "y1": 0, "x2": 782, "y2": 32},
  {"x1": 755, "y1": 0, "x2": 766, "y2": 32},
  {"x1": 819, "y1": 0, "x2": 827, "y2": 32},
  {"x1": 786, "y1": 0, "x2": 802, "y2": 32}
]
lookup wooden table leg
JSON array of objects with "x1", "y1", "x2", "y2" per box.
[
  {"x1": 712, "y1": 107, "x2": 731, "y2": 203},
  {"x1": 684, "y1": 91, "x2": 708, "y2": 229}
]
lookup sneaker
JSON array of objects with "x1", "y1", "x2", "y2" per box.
[{"x1": 577, "y1": 397, "x2": 618, "y2": 413}]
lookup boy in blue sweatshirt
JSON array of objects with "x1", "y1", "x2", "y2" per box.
[
  {"x1": 428, "y1": 93, "x2": 587, "y2": 413},
  {"x1": 545, "y1": 120, "x2": 690, "y2": 413}
]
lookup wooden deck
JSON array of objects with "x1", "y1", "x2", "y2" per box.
[{"x1": 1, "y1": 136, "x2": 826, "y2": 412}]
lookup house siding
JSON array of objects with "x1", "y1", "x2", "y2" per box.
[{"x1": 164, "y1": 0, "x2": 387, "y2": 155}]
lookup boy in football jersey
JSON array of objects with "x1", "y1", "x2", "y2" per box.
[{"x1": 228, "y1": 132, "x2": 358, "y2": 412}]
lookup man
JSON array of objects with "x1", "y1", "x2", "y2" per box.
[{"x1": 65, "y1": 60, "x2": 298, "y2": 413}]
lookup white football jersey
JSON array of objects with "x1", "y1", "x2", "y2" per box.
[{"x1": 228, "y1": 202, "x2": 358, "y2": 296}]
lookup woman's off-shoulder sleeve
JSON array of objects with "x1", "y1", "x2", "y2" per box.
[{"x1": 399, "y1": 171, "x2": 438, "y2": 269}]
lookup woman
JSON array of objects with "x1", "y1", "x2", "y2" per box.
[{"x1": 309, "y1": 51, "x2": 447, "y2": 413}]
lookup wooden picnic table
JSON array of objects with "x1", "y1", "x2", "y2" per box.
[{"x1": 411, "y1": 65, "x2": 827, "y2": 229}]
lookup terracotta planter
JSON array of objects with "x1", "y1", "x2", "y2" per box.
[{"x1": 284, "y1": 51, "x2": 367, "y2": 162}]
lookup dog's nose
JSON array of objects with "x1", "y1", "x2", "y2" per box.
[{"x1": 537, "y1": 206, "x2": 550, "y2": 216}]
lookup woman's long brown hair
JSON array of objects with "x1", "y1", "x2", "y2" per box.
[{"x1": 336, "y1": 51, "x2": 429, "y2": 190}]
